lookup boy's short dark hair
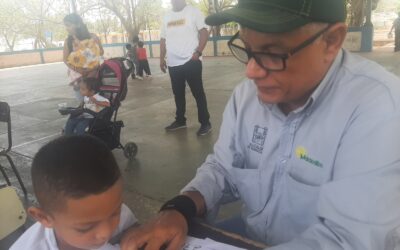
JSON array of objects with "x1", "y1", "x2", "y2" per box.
[
  {"x1": 138, "y1": 41, "x2": 144, "y2": 48},
  {"x1": 125, "y1": 43, "x2": 131, "y2": 49},
  {"x1": 31, "y1": 135, "x2": 121, "y2": 212},
  {"x1": 81, "y1": 77, "x2": 100, "y2": 92}
]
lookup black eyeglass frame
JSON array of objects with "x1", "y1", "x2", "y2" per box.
[{"x1": 227, "y1": 24, "x2": 332, "y2": 72}]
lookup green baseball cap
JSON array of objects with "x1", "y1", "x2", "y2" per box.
[{"x1": 205, "y1": 0, "x2": 346, "y2": 33}]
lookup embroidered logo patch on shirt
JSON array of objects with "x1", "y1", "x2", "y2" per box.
[
  {"x1": 167, "y1": 19, "x2": 186, "y2": 27},
  {"x1": 248, "y1": 125, "x2": 268, "y2": 154},
  {"x1": 295, "y1": 146, "x2": 323, "y2": 168}
]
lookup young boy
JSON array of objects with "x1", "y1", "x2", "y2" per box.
[
  {"x1": 125, "y1": 44, "x2": 136, "y2": 79},
  {"x1": 10, "y1": 135, "x2": 137, "y2": 250},
  {"x1": 64, "y1": 77, "x2": 110, "y2": 135},
  {"x1": 136, "y1": 41, "x2": 151, "y2": 79}
]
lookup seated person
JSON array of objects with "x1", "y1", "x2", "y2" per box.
[
  {"x1": 10, "y1": 135, "x2": 137, "y2": 250},
  {"x1": 64, "y1": 77, "x2": 110, "y2": 135}
]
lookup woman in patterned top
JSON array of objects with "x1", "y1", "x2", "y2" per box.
[{"x1": 63, "y1": 13, "x2": 104, "y2": 101}]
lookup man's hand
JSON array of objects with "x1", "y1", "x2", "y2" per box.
[
  {"x1": 191, "y1": 52, "x2": 200, "y2": 61},
  {"x1": 120, "y1": 210, "x2": 188, "y2": 250},
  {"x1": 160, "y1": 59, "x2": 167, "y2": 73}
]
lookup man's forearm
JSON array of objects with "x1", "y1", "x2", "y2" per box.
[
  {"x1": 160, "y1": 38, "x2": 166, "y2": 60},
  {"x1": 196, "y1": 28, "x2": 209, "y2": 53}
]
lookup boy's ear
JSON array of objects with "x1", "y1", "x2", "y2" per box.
[{"x1": 27, "y1": 206, "x2": 54, "y2": 228}]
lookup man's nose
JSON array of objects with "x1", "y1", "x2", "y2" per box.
[{"x1": 245, "y1": 57, "x2": 268, "y2": 79}]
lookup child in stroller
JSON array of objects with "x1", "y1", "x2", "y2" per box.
[
  {"x1": 59, "y1": 58, "x2": 138, "y2": 159},
  {"x1": 64, "y1": 77, "x2": 110, "y2": 135}
]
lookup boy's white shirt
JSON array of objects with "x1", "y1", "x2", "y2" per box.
[{"x1": 9, "y1": 204, "x2": 137, "y2": 250}]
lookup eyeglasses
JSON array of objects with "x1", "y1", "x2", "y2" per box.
[{"x1": 227, "y1": 25, "x2": 332, "y2": 72}]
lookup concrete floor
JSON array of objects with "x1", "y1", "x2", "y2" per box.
[
  {"x1": 1, "y1": 47, "x2": 400, "y2": 227},
  {"x1": 0, "y1": 56, "x2": 246, "y2": 222}
]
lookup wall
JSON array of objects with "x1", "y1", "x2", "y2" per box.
[{"x1": 0, "y1": 32, "x2": 364, "y2": 69}]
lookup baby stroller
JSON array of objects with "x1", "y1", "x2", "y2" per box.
[{"x1": 60, "y1": 58, "x2": 138, "y2": 160}]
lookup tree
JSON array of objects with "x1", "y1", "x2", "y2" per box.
[
  {"x1": 195, "y1": 0, "x2": 237, "y2": 36},
  {"x1": 86, "y1": 7, "x2": 120, "y2": 44},
  {"x1": 73, "y1": 0, "x2": 163, "y2": 41},
  {"x1": 97, "y1": 0, "x2": 163, "y2": 43},
  {"x1": 347, "y1": 0, "x2": 381, "y2": 27},
  {"x1": 0, "y1": 0, "x2": 26, "y2": 51}
]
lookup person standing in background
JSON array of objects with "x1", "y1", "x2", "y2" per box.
[
  {"x1": 63, "y1": 13, "x2": 104, "y2": 101},
  {"x1": 160, "y1": 0, "x2": 212, "y2": 136},
  {"x1": 125, "y1": 43, "x2": 137, "y2": 79},
  {"x1": 136, "y1": 41, "x2": 152, "y2": 78},
  {"x1": 389, "y1": 13, "x2": 400, "y2": 52}
]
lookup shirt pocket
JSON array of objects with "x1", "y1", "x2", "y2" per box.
[
  {"x1": 288, "y1": 159, "x2": 325, "y2": 186},
  {"x1": 230, "y1": 167, "x2": 261, "y2": 213},
  {"x1": 282, "y1": 173, "x2": 321, "y2": 228}
]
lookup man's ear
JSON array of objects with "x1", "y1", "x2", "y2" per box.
[
  {"x1": 27, "y1": 206, "x2": 54, "y2": 228},
  {"x1": 322, "y1": 23, "x2": 347, "y2": 61}
]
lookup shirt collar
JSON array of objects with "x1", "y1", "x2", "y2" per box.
[{"x1": 304, "y1": 49, "x2": 344, "y2": 113}]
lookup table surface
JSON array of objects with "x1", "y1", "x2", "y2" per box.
[
  {"x1": 189, "y1": 221, "x2": 267, "y2": 250},
  {"x1": 112, "y1": 220, "x2": 268, "y2": 250}
]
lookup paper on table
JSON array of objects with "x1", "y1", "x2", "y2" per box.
[{"x1": 182, "y1": 236, "x2": 246, "y2": 250}]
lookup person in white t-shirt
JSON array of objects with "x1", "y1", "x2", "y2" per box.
[
  {"x1": 64, "y1": 77, "x2": 110, "y2": 135},
  {"x1": 161, "y1": 0, "x2": 212, "y2": 136},
  {"x1": 10, "y1": 135, "x2": 138, "y2": 250}
]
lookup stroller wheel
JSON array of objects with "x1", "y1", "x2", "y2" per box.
[{"x1": 124, "y1": 142, "x2": 138, "y2": 160}]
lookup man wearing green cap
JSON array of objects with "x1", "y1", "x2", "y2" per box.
[{"x1": 121, "y1": 1, "x2": 400, "y2": 249}]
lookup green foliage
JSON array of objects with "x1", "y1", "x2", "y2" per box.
[
  {"x1": 0, "y1": 0, "x2": 167, "y2": 50},
  {"x1": 375, "y1": 0, "x2": 399, "y2": 12}
]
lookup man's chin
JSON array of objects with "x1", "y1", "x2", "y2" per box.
[{"x1": 257, "y1": 93, "x2": 280, "y2": 105}]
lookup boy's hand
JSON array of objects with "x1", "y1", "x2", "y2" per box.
[
  {"x1": 120, "y1": 210, "x2": 188, "y2": 250},
  {"x1": 160, "y1": 59, "x2": 167, "y2": 73}
]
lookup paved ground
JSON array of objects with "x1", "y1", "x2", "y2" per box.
[
  {"x1": 1, "y1": 46, "x2": 400, "y2": 245},
  {"x1": 0, "y1": 56, "x2": 246, "y2": 222}
]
